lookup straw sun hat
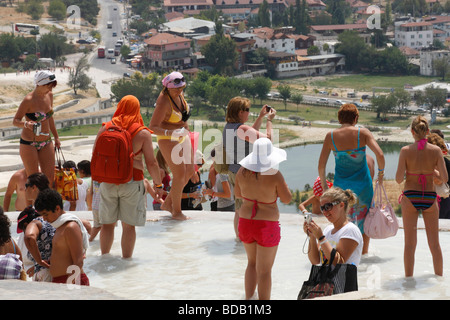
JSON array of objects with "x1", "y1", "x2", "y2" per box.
[{"x1": 239, "y1": 138, "x2": 286, "y2": 173}]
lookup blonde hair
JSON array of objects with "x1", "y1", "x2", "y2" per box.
[
  {"x1": 427, "y1": 133, "x2": 448, "y2": 153},
  {"x1": 411, "y1": 116, "x2": 429, "y2": 139},
  {"x1": 225, "y1": 96, "x2": 251, "y2": 123},
  {"x1": 322, "y1": 187, "x2": 357, "y2": 214}
]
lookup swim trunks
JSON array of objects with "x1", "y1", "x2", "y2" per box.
[
  {"x1": 52, "y1": 272, "x2": 90, "y2": 286},
  {"x1": 238, "y1": 218, "x2": 281, "y2": 247}
]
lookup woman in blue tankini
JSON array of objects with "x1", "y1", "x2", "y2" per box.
[{"x1": 318, "y1": 104, "x2": 385, "y2": 254}]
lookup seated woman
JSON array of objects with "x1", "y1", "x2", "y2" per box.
[{"x1": 304, "y1": 187, "x2": 363, "y2": 267}]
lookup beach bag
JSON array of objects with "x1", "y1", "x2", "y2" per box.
[
  {"x1": 91, "y1": 121, "x2": 141, "y2": 185},
  {"x1": 298, "y1": 249, "x2": 358, "y2": 300},
  {"x1": 364, "y1": 182, "x2": 398, "y2": 239},
  {"x1": 0, "y1": 253, "x2": 24, "y2": 280},
  {"x1": 54, "y1": 147, "x2": 78, "y2": 201},
  {"x1": 435, "y1": 182, "x2": 450, "y2": 198},
  {"x1": 213, "y1": 144, "x2": 229, "y2": 174}
]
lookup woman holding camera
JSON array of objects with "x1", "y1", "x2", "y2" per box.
[
  {"x1": 304, "y1": 187, "x2": 363, "y2": 267},
  {"x1": 13, "y1": 70, "x2": 60, "y2": 185},
  {"x1": 222, "y1": 97, "x2": 276, "y2": 237}
]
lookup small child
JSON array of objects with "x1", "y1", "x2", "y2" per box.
[{"x1": 299, "y1": 176, "x2": 333, "y2": 215}]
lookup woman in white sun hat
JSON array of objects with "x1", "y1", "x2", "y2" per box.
[
  {"x1": 234, "y1": 137, "x2": 292, "y2": 300},
  {"x1": 13, "y1": 70, "x2": 60, "y2": 185}
]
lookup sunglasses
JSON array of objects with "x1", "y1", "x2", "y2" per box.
[
  {"x1": 48, "y1": 74, "x2": 56, "y2": 81},
  {"x1": 171, "y1": 77, "x2": 185, "y2": 85},
  {"x1": 243, "y1": 108, "x2": 250, "y2": 112},
  {"x1": 320, "y1": 201, "x2": 340, "y2": 213}
]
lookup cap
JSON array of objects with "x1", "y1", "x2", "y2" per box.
[
  {"x1": 34, "y1": 70, "x2": 57, "y2": 86},
  {"x1": 162, "y1": 71, "x2": 186, "y2": 89}
]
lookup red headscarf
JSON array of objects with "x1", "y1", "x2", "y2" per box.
[{"x1": 109, "y1": 95, "x2": 152, "y2": 137}]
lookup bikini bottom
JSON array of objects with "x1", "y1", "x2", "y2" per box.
[
  {"x1": 238, "y1": 217, "x2": 280, "y2": 247},
  {"x1": 20, "y1": 138, "x2": 52, "y2": 151},
  {"x1": 402, "y1": 190, "x2": 437, "y2": 211}
]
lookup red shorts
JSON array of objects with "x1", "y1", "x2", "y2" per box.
[
  {"x1": 238, "y1": 218, "x2": 281, "y2": 247},
  {"x1": 52, "y1": 273, "x2": 90, "y2": 286}
]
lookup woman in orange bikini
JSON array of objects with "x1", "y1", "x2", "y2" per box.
[
  {"x1": 396, "y1": 116, "x2": 447, "y2": 277},
  {"x1": 13, "y1": 71, "x2": 61, "y2": 185},
  {"x1": 149, "y1": 72, "x2": 194, "y2": 220},
  {"x1": 234, "y1": 138, "x2": 292, "y2": 300}
]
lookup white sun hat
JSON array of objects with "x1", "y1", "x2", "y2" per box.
[{"x1": 239, "y1": 138, "x2": 286, "y2": 173}]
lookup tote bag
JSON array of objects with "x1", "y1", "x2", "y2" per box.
[
  {"x1": 298, "y1": 249, "x2": 358, "y2": 300},
  {"x1": 364, "y1": 182, "x2": 398, "y2": 239},
  {"x1": 54, "y1": 147, "x2": 78, "y2": 201}
]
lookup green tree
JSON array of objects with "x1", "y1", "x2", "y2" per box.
[
  {"x1": 291, "y1": 93, "x2": 303, "y2": 112},
  {"x1": 0, "y1": 33, "x2": 21, "y2": 62},
  {"x1": 433, "y1": 55, "x2": 450, "y2": 81},
  {"x1": 393, "y1": 88, "x2": 411, "y2": 116},
  {"x1": 111, "y1": 72, "x2": 159, "y2": 106},
  {"x1": 424, "y1": 86, "x2": 447, "y2": 112},
  {"x1": 277, "y1": 84, "x2": 292, "y2": 110},
  {"x1": 336, "y1": 30, "x2": 367, "y2": 71},
  {"x1": 253, "y1": 77, "x2": 272, "y2": 104},
  {"x1": 68, "y1": 55, "x2": 92, "y2": 95},
  {"x1": 26, "y1": 0, "x2": 44, "y2": 20},
  {"x1": 258, "y1": 0, "x2": 271, "y2": 27},
  {"x1": 200, "y1": 21, "x2": 238, "y2": 75},
  {"x1": 48, "y1": 0, "x2": 67, "y2": 20}
]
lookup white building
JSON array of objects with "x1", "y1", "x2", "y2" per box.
[
  {"x1": 251, "y1": 27, "x2": 295, "y2": 54},
  {"x1": 395, "y1": 21, "x2": 433, "y2": 50},
  {"x1": 420, "y1": 49, "x2": 450, "y2": 76}
]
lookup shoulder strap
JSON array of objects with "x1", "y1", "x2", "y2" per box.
[
  {"x1": 331, "y1": 130, "x2": 338, "y2": 151},
  {"x1": 357, "y1": 127, "x2": 360, "y2": 149}
]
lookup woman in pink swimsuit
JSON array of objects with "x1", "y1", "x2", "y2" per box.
[{"x1": 234, "y1": 138, "x2": 292, "y2": 300}]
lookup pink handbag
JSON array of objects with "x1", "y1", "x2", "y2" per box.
[{"x1": 364, "y1": 182, "x2": 399, "y2": 239}]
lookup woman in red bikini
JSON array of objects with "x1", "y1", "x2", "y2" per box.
[
  {"x1": 234, "y1": 138, "x2": 292, "y2": 300},
  {"x1": 395, "y1": 116, "x2": 448, "y2": 277},
  {"x1": 13, "y1": 70, "x2": 61, "y2": 185}
]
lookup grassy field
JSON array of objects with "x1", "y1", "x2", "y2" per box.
[{"x1": 294, "y1": 74, "x2": 440, "y2": 92}]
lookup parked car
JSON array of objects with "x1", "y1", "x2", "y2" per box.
[
  {"x1": 76, "y1": 39, "x2": 89, "y2": 44},
  {"x1": 361, "y1": 94, "x2": 370, "y2": 100},
  {"x1": 319, "y1": 91, "x2": 328, "y2": 95},
  {"x1": 112, "y1": 32, "x2": 117, "y2": 37},
  {"x1": 123, "y1": 72, "x2": 131, "y2": 78},
  {"x1": 111, "y1": 58, "x2": 116, "y2": 64},
  {"x1": 347, "y1": 92, "x2": 356, "y2": 98},
  {"x1": 317, "y1": 98, "x2": 328, "y2": 103}
]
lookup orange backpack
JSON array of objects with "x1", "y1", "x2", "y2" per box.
[
  {"x1": 91, "y1": 121, "x2": 142, "y2": 185},
  {"x1": 54, "y1": 148, "x2": 78, "y2": 201}
]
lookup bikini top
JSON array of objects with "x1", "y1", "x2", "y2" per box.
[
  {"x1": 167, "y1": 94, "x2": 190, "y2": 123},
  {"x1": 25, "y1": 109, "x2": 54, "y2": 123},
  {"x1": 406, "y1": 139, "x2": 434, "y2": 198},
  {"x1": 241, "y1": 196, "x2": 277, "y2": 219}
]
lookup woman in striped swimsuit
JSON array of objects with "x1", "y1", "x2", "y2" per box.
[{"x1": 395, "y1": 116, "x2": 448, "y2": 277}]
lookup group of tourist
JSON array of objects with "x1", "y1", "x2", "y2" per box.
[{"x1": 1, "y1": 69, "x2": 450, "y2": 300}]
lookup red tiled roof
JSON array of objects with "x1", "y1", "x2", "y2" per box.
[
  {"x1": 310, "y1": 23, "x2": 367, "y2": 31},
  {"x1": 144, "y1": 33, "x2": 190, "y2": 45}
]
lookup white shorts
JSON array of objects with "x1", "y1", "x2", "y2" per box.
[{"x1": 99, "y1": 180, "x2": 146, "y2": 227}]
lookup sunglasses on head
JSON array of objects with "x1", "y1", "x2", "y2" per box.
[
  {"x1": 48, "y1": 74, "x2": 56, "y2": 81},
  {"x1": 320, "y1": 201, "x2": 340, "y2": 213},
  {"x1": 171, "y1": 77, "x2": 185, "y2": 85}
]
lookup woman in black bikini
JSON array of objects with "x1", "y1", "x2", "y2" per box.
[{"x1": 13, "y1": 70, "x2": 60, "y2": 185}]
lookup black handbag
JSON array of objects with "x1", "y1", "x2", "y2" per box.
[{"x1": 298, "y1": 249, "x2": 358, "y2": 300}]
